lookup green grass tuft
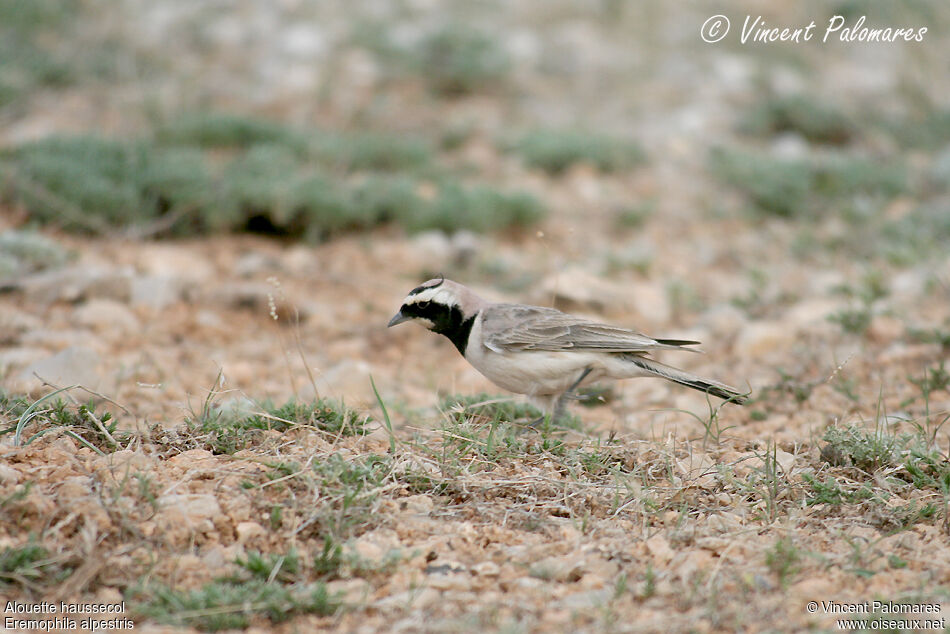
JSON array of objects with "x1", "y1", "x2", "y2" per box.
[
  {"x1": 0, "y1": 541, "x2": 73, "y2": 590},
  {"x1": 133, "y1": 579, "x2": 340, "y2": 632},
  {"x1": 188, "y1": 397, "x2": 369, "y2": 455},
  {"x1": 440, "y1": 393, "x2": 547, "y2": 425},
  {"x1": 2, "y1": 388, "x2": 123, "y2": 451},
  {"x1": 234, "y1": 550, "x2": 300, "y2": 583}
]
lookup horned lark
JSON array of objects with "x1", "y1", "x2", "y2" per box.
[{"x1": 388, "y1": 277, "x2": 747, "y2": 420}]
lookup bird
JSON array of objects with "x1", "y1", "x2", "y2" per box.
[{"x1": 388, "y1": 277, "x2": 748, "y2": 422}]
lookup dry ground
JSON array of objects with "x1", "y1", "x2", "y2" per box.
[{"x1": 2, "y1": 1, "x2": 950, "y2": 633}]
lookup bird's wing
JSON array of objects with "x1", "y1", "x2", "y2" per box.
[{"x1": 481, "y1": 304, "x2": 699, "y2": 353}]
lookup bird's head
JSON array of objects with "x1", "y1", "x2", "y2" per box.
[{"x1": 388, "y1": 277, "x2": 483, "y2": 335}]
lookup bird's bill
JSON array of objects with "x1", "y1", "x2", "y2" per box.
[{"x1": 387, "y1": 311, "x2": 411, "y2": 327}]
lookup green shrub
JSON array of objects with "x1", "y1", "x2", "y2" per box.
[
  {"x1": 417, "y1": 24, "x2": 511, "y2": 95},
  {"x1": 1, "y1": 116, "x2": 546, "y2": 238},
  {"x1": 741, "y1": 95, "x2": 856, "y2": 145},
  {"x1": 0, "y1": 0, "x2": 78, "y2": 108},
  {"x1": 513, "y1": 130, "x2": 646, "y2": 175},
  {"x1": 155, "y1": 112, "x2": 306, "y2": 152},
  {"x1": 0, "y1": 230, "x2": 70, "y2": 279},
  {"x1": 711, "y1": 148, "x2": 906, "y2": 218},
  {"x1": 313, "y1": 131, "x2": 432, "y2": 172},
  {"x1": 411, "y1": 183, "x2": 545, "y2": 233}
]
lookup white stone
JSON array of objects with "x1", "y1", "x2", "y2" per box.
[
  {"x1": 236, "y1": 521, "x2": 266, "y2": 543},
  {"x1": 131, "y1": 275, "x2": 182, "y2": 309},
  {"x1": 18, "y1": 346, "x2": 100, "y2": 388},
  {"x1": 74, "y1": 299, "x2": 140, "y2": 334},
  {"x1": 735, "y1": 321, "x2": 795, "y2": 357}
]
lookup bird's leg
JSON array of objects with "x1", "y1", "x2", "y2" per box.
[
  {"x1": 527, "y1": 367, "x2": 593, "y2": 426},
  {"x1": 550, "y1": 366, "x2": 593, "y2": 423}
]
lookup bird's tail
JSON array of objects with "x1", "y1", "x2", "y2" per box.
[{"x1": 620, "y1": 354, "x2": 748, "y2": 404}]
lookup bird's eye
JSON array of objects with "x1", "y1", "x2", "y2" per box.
[{"x1": 417, "y1": 300, "x2": 431, "y2": 309}]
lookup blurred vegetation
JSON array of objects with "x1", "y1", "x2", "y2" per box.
[
  {"x1": 0, "y1": 0, "x2": 132, "y2": 114},
  {"x1": 740, "y1": 95, "x2": 856, "y2": 145},
  {"x1": 510, "y1": 129, "x2": 647, "y2": 175},
  {"x1": 710, "y1": 148, "x2": 906, "y2": 218},
  {"x1": 728, "y1": 91, "x2": 950, "y2": 264},
  {"x1": 0, "y1": 229, "x2": 71, "y2": 280},
  {"x1": 883, "y1": 108, "x2": 950, "y2": 150},
  {"x1": 354, "y1": 21, "x2": 511, "y2": 96},
  {"x1": 877, "y1": 204, "x2": 950, "y2": 265},
  {"x1": 0, "y1": 0, "x2": 78, "y2": 110},
  {"x1": 0, "y1": 113, "x2": 545, "y2": 239},
  {"x1": 419, "y1": 24, "x2": 512, "y2": 96}
]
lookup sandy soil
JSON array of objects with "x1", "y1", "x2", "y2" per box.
[{"x1": 2, "y1": 1, "x2": 950, "y2": 632}]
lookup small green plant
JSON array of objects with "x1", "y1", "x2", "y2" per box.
[
  {"x1": 234, "y1": 550, "x2": 300, "y2": 583},
  {"x1": 904, "y1": 361, "x2": 950, "y2": 447},
  {"x1": 258, "y1": 399, "x2": 370, "y2": 436},
  {"x1": 641, "y1": 564, "x2": 656, "y2": 598},
  {"x1": 909, "y1": 361, "x2": 949, "y2": 397},
  {"x1": 263, "y1": 506, "x2": 280, "y2": 532},
  {"x1": 827, "y1": 271, "x2": 889, "y2": 336},
  {"x1": 0, "y1": 482, "x2": 32, "y2": 511},
  {"x1": 370, "y1": 375, "x2": 396, "y2": 454},
  {"x1": 0, "y1": 541, "x2": 71, "y2": 590},
  {"x1": 760, "y1": 369, "x2": 816, "y2": 405},
  {"x1": 512, "y1": 129, "x2": 646, "y2": 175},
  {"x1": 758, "y1": 442, "x2": 783, "y2": 523},
  {"x1": 440, "y1": 393, "x2": 546, "y2": 425},
  {"x1": 312, "y1": 536, "x2": 344, "y2": 578},
  {"x1": 308, "y1": 454, "x2": 391, "y2": 537},
  {"x1": 892, "y1": 501, "x2": 938, "y2": 529},
  {"x1": 0, "y1": 543, "x2": 47, "y2": 580},
  {"x1": 828, "y1": 307, "x2": 873, "y2": 335},
  {"x1": 906, "y1": 325, "x2": 950, "y2": 349},
  {"x1": 135, "y1": 473, "x2": 159, "y2": 512},
  {"x1": 133, "y1": 579, "x2": 340, "y2": 631},
  {"x1": 820, "y1": 425, "x2": 906, "y2": 472},
  {"x1": 3, "y1": 387, "x2": 123, "y2": 452},
  {"x1": 667, "y1": 391, "x2": 741, "y2": 449},
  {"x1": 187, "y1": 395, "x2": 369, "y2": 454},
  {"x1": 801, "y1": 473, "x2": 873, "y2": 505},
  {"x1": 710, "y1": 148, "x2": 812, "y2": 217},
  {"x1": 764, "y1": 537, "x2": 801, "y2": 588},
  {"x1": 613, "y1": 202, "x2": 655, "y2": 230}
]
